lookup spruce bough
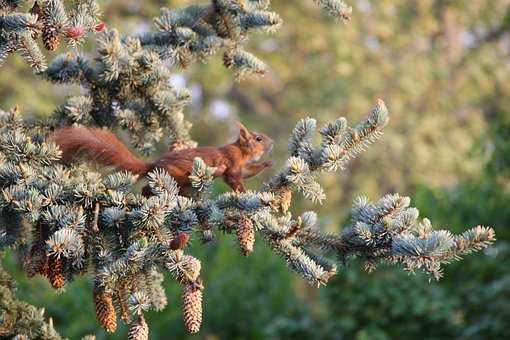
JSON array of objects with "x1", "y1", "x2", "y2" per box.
[{"x1": 0, "y1": 1, "x2": 495, "y2": 338}]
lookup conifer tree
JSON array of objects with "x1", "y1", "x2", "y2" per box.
[{"x1": 0, "y1": 0, "x2": 496, "y2": 337}]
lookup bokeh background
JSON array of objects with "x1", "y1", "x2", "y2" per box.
[{"x1": 2, "y1": 0, "x2": 510, "y2": 338}]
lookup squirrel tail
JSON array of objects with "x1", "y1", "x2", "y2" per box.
[{"x1": 51, "y1": 127, "x2": 152, "y2": 175}]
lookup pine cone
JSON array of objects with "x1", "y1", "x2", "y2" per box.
[
  {"x1": 128, "y1": 314, "x2": 149, "y2": 340},
  {"x1": 94, "y1": 289, "x2": 117, "y2": 333},
  {"x1": 42, "y1": 26, "x2": 60, "y2": 51},
  {"x1": 237, "y1": 214, "x2": 255, "y2": 256},
  {"x1": 47, "y1": 256, "x2": 65, "y2": 289},
  {"x1": 116, "y1": 280, "x2": 131, "y2": 323},
  {"x1": 182, "y1": 282, "x2": 203, "y2": 334},
  {"x1": 25, "y1": 242, "x2": 48, "y2": 278}
]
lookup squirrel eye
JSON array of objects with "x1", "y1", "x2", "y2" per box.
[{"x1": 256, "y1": 135, "x2": 263, "y2": 142}]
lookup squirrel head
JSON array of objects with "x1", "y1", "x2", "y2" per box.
[{"x1": 236, "y1": 122, "x2": 274, "y2": 161}]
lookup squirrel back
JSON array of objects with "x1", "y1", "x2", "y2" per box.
[{"x1": 51, "y1": 127, "x2": 151, "y2": 175}]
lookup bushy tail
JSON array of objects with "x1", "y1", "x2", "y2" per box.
[{"x1": 51, "y1": 127, "x2": 151, "y2": 175}]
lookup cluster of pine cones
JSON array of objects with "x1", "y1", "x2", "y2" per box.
[
  {"x1": 28, "y1": 0, "x2": 104, "y2": 51},
  {"x1": 29, "y1": 1, "x2": 61, "y2": 51},
  {"x1": 24, "y1": 240, "x2": 66, "y2": 289},
  {"x1": 24, "y1": 229, "x2": 203, "y2": 340}
]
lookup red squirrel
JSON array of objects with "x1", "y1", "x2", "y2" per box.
[{"x1": 51, "y1": 123, "x2": 274, "y2": 194}]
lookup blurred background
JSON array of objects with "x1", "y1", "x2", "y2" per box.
[{"x1": 2, "y1": 0, "x2": 510, "y2": 338}]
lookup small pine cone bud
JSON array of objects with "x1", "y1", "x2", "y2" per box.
[
  {"x1": 66, "y1": 26, "x2": 85, "y2": 39},
  {"x1": 237, "y1": 214, "x2": 255, "y2": 256},
  {"x1": 279, "y1": 189, "x2": 292, "y2": 213},
  {"x1": 25, "y1": 242, "x2": 47, "y2": 278},
  {"x1": 128, "y1": 314, "x2": 149, "y2": 340},
  {"x1": 182, "y1": 283, "x2": 203, "y2": 334},
  {"x1": 170, "y1": 232, "x2": 190, "y2": 250},
  {"x1": 42, "y1": 26, "x2": 60, "y2": 51},
  {"x1": 94, "y1": 289, "x2": 118, "y2": 333},
  {"x1": 48, "y1": 256, "x2": 65, "y2": 289},
  {"x1": 95, "y1": 22, "x2": 106, "y2": 32}
]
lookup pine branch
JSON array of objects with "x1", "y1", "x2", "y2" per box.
[
  {"x1": 0, "y1": 1, "x2": 496, "y2": 338},
  {"x1": 0, "y1": 0, "x2": 102, "y2": 71}
]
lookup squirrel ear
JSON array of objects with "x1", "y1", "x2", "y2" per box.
[{"x1": 236, "y1": 121, "x2": 250, "y2": 144}]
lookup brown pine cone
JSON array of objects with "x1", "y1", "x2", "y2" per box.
[
  {"x1": 116, "y1": 280, "x2": 131, "y2": 323},
  {"x1": 237, "y1": 214, "x2": 255, "y2": 256},
  {"x1": 128, "y1": 314, "x2": 149, "y2": 340},
  {"x1": 25, "y1": 242, "x2": 48, "y2": 278},
  {"x1": 94, "y1": 289, "x2": 118, "y2": 333},
  {"x1": 47, "y1": 256, "x2": 65, "y2": 289},
  {"x1": 42, "y1": 26, "x2": 60, "y2": 51},
  {"x1": 182, "y1": 282, "x2": 203, "y2": 334}
]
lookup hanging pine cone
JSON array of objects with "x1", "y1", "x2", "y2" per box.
[
  {"x1": 237, "y1": 214, "x2": 255, "y2": 256},
  {"x1": 94, "y1": 289, "x2": 118, "y2": 333},
  {"x1": 40, "y1": 0, "x2": 63, "y2": 51},
  {"x1": 47, "y1": 256, "x2": 65, "y2": 289},
  {"x1": 42, "y1": 25, "x2": 60, "y2": 51},
  {"x1": 116, "y1": 280, "x2": 131, "y2": 323},
  {"x1": 128, "y1": 314, "x2": 149, "y2": 340},
  {"x1": 182, "y1": 282, "x2": 203, "y2": 334},
  {"x1": 24, "y1": 242, "x2": 48, "y2": 278}
]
